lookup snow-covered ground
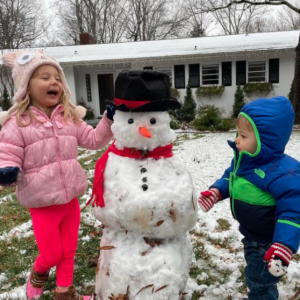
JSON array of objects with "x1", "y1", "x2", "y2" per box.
[
  {"x1": 176, "y1": 131, "x2": 300, "y2": 300},
  {"x1": 1, "y1": 130, "x2": 300, "y2": 299}
]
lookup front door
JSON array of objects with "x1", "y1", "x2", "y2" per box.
[{"x1": 97, "y1": 74, "x2": 114, "y2": 114}]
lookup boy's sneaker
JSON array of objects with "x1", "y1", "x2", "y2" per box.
[
  {"x1": 26, "y1": 265, "x2": 49, "y2": 299},
  {"x1": 54, "y1": 285, "x2": 90, "y2": 300}
]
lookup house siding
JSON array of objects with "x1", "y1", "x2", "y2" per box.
[{"x1": 73, "y1": 51, "x2": 294, "y2": 118}]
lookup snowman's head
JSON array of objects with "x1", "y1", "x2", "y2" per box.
[{"x1": 112, "y1": 110, "x2": 176, "y2": 150}]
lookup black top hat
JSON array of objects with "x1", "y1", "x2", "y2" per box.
[{"x1": 107, "y1": 70, "x2": 181, "y2": 112}]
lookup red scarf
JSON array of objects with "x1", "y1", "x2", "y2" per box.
[{"x1": 87, "y1": 140, "x2": 173, "y2": 207}]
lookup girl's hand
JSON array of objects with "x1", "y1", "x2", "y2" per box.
[
  {"x1": 105, "y1": 105, "x2": 116, "y2": 121},
  {"x1": 0, "y1": 166, "x2": 20, "y2": 186}
]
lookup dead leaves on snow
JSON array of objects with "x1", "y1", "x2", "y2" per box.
[
  {"x1": 98, "y1": 245, "x2": 115, "y2": 250},
  {"x1": 156, "y1": 220, "x2": 164, "y2": 227},
  {"x1": 109, "y1": 286, "x2": 130, "y2": 300},
  {"x1": 133, "y1": 284, "x2": 168, "y2": 298}
]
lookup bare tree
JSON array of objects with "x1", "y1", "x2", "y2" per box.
[
  {"x1": 96, "y1": 0, "x2": 128, "y2": 43},
  {"x1": 125, "y1": 0, "x2": 185, "y2": 41},
  {"x1": 201, "y1": 0, "x2": 300, "y2": 14},
  {"x1": 183, "y1": 0, "x2": 213, "y2": 37},
  {"x1": 0, "y1": 0, "x2": 50, "y2": 49},
  {"x1": 55, "y1": 0, "x2": 127, "y2": 44},
  {"x1": 203, "y1": 0, "x2": 269, "y2": 35},
  {"x1": 246, "y1": 17, "x2": 274, "y2": 33},
  {"x1": 276, "y1": 5, "x2": 300, "y2": 31}
]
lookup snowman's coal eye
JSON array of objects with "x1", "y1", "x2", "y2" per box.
[
  {"x1": 128, "y1": 118, "x2": 134, "y2": 124},
  {"x1": 150, "y1": 118, "x2": 156, "y2": 125}
]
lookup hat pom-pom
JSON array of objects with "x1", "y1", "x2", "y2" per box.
[
  {"x1": 75, "y1": 105, "x2": 86, "y2": 119},
  {"x1": 0, "y1": 111, "x2": 10, "y2": 125},
  {"x1": 2, "y1": 52, "x2": 17, "y2": 67}
]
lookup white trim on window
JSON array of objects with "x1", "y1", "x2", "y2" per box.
[
  {"x1": 201, "y1": 64, "x2": 219, "y2": 85},
  {"x1": 247, "y1": 61, "x2": 267, "y2": 83}
]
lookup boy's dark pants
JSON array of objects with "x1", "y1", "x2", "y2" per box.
[{"x1": 242, "y1": 238, "x2": 282, "y2": 300}]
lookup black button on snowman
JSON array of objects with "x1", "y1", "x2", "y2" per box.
[{"x1": 93, "y1": 70, "x2": 198, "y2": 300}]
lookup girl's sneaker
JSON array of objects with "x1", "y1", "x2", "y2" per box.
[
  {"x1": 26, "y1": 265, "x2": 49, "y2": 299},
  {"x1": 54, "y1": 285, "x2": 90, "y2": 300}
]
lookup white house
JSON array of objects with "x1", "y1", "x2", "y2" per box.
[{"x1": 1, "y1": 30, "x2": 299, "y2": 117}]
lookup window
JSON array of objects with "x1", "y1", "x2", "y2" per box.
[
  {"x1": 202, "y1": 64, "x2": 219, "y2": 85},
  {"x1": 174, "y1": 65, "x2": 185, "y2": 89},
  {"x1": 189, "y1": 64, "x2": 200, "y2": 88},
  {"x1": 269, "y1": 59, "x2": 279, "y2": 83},
  {"x1": 222, "y1": 62, "x2": 232, "y2": 86},
  {"x1": 155, "y1": 67, "x2": 172, "y2": 86},
  {"x1": 236, "y1": 61, "x2": 246, "y2": 86},
  {"x1": 248, "y1": 61, "x2": 266, "y2": 82},
  {"x1": 143, "y1": 66, "x2": 153, "y2": 70}
]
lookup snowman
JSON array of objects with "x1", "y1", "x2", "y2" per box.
[{"x1": 91, "y1": 70, "x2": 198, "y2": 300}]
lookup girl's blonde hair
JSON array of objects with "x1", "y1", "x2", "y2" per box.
[
  {"x1": 15, "y1": 91, "x2": 81, "y2": 127},
  {"x1": 236, "y1": 115, "x2": 254, "y2": 132}
]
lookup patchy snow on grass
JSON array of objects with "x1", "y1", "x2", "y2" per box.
[{"x1": 1, "y1": 131, "x2": 300, "y2": 299}]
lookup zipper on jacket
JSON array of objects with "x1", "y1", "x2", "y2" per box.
[
  {"x1": 230, "y1": 150, "x2": 243, "y2": 220},
  {"x1": 51, "y1": 120, "x2": 68, "y2": 202},
  {"x1": 229, "y1": 172, "x2": 237, "y2": 219},
  {"x1": 30, "y1": 105, "x2": 69, "y2": 202}
]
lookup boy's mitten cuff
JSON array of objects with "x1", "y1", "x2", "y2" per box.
[
  {"x1": 198, "y1": 188, "x2": 222, "y2": 212},
  {"x1": 264, "y1": 242, "x2": 292, "y2": 277},
  {"x1": 0, "y1": 166, "x2": 20, "y2": 185}
]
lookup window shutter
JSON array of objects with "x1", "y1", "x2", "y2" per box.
[
  {"x1": 269, "y1": 59, "x2": 279, "y2": 83},
  {"x1": 189, "y1": 64, "x2": 200, "y2": 88},
  {"x1": 174, "y1": 65, "x2": 185, "y2": 89},
  {"x1": 236, "y1": 61, "x2": 246, "y2": 86},
  {"x1": 222, "y1": 62, "x2": 232, "y2": 86}
]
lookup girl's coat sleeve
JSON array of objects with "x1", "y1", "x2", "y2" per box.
[
  {"x1": 0, "y1": 120, "x2": 24, "y2": 169},
  {"x1": 210, "y1": 158, "x2": 234, "y2": 199},
  {"x1": 268, "y1": 173, "x2": 300, "y2": 253},
  {"x1": 77, "y1": 115, "x2": 113, "y2": 150}
]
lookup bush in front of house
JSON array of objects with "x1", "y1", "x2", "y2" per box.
[
  {"x1": 78, "y1": 99, "x2": 95, "y2": 120},
  {"x1": 193, "y1": 105, "x2": 234, "y2": 131},
  {"x1": 169, "y1": 116, "x2": 181, "y2": 130},
  {"x1": 181, "y1": 81, "x2": 196, "y2": 122},
  {"x1": 232, "y1": 85, "x2": 246, "y2": 118},
  {"x1": 1, "y1": 87, "x2": 12, "y2": 111}
]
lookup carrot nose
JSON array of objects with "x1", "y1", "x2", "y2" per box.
[{"x1": 139, "y1": 127, "x2": 152, "y2": 138}]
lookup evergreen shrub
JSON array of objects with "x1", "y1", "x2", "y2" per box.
[
  {"x1": 181, "y1": 81, "x2": 196, "y2": 122},
  {"x1": 1, "y1": 87, "x2": 12, "y2": 111},
  {"x1": 193, "y1": 105, "x2": 233, "y2": 131},
  {"x1": 232, "y1": 85, "x2": 246, "y2": 118}
]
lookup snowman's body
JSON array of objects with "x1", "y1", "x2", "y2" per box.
[{"x1": 93, "y1": 111, "x2": 198, "y2": 300}]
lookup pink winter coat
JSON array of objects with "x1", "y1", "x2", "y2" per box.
[{"x1": 0, "y1": 105, "x2": 113, "y2": 208}]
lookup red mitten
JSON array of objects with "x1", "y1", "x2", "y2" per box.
[
  {"x1": 198, "y1": 188, "x2": 221, "y2": 212},
  {"x1": 264, "y1": 242, "x2": 292, "y2": 277}
]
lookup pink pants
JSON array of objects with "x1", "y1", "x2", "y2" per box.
[{"x1": 29, "y1": 198, "x2": 80, "y2": 286}]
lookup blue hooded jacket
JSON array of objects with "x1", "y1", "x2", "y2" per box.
[{"x1": 212, "y1": 96, "x2": 300, "y2": 253}]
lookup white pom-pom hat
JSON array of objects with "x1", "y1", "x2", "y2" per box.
[{"x1": 0, "y1": 50, "x2": 85, "y2": 124}]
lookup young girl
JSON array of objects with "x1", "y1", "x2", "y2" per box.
[{"x1": 0, "y1": 50, "x2": 114, "y2": 300}]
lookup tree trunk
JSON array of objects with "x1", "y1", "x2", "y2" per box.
[{"x1": 293, "y1": 34, "x2": 300, "y2": 124}]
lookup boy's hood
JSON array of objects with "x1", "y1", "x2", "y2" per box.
[{"x1": 229, "y1": 96, "x2": 294, "y2": 165}]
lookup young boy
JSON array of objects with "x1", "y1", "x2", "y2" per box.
[{"x1": 198, "y1": 96, "x2": 300, "y2": 300}]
